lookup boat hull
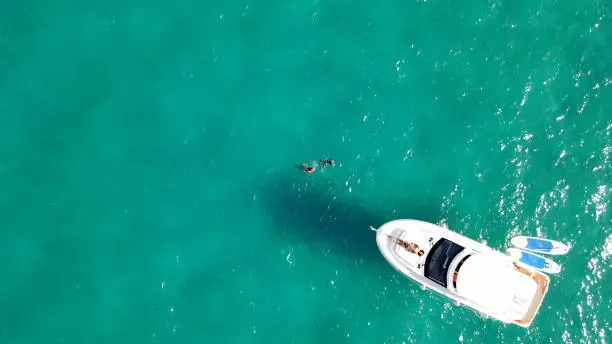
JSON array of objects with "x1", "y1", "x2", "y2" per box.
[{"x1": 374, "y1": 219, "x2": 550, "y2": 328}]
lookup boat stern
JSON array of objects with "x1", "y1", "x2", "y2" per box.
[
  {"x1": 511, "y1": 266, "x2": 550, "y2": 328},
  {"x1": 454, "y1": 253, "x2": 550, "y2": 328}
]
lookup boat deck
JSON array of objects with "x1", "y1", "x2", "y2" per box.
[
  {"x1": 389, "y1": 229, "x2": 436, "y2": 272},
  {"x1": 511, "y1": 263, "x2": 550, "y2": 327}
]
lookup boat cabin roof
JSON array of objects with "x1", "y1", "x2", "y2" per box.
[{"x1": 455, "y1": 252, "x2": 537, "y2": 320}]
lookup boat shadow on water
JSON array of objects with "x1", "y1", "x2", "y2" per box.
[{"x1": 259, "y1": 174, "x2": 442, "y2": 264}]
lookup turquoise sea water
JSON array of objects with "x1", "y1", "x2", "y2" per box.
[{"x1": 0, "y1": 0, "x2": 611, "y2": 343}]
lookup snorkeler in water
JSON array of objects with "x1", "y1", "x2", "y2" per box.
[
  {"x1": 319, "y1": 159, "x2": 335, "y2": 167},
  {"x1": 298, "y1": 158, "x2": 335, "y2": 174}
]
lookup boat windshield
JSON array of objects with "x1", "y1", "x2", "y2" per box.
[{"x1": 424, "y1": 238, "x2": 465, "y2": 287}]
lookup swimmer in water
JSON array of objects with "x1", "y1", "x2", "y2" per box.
[
  {"x1": 300, "y1": 163, "x2": 315, "y2": 174},
  {"x1": 319, "y1": 159, "x2": 335, "y2": 167}
]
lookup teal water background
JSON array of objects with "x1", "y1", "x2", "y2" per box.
[{"x1": 0, "y1": 0, "x2": 611, "y2": 343}]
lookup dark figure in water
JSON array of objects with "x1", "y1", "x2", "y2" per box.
[{"x1": 319, "y1": 159, "x2": 335, "y2": 167}]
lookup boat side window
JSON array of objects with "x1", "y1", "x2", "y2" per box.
[
  {"x1": 424, "y1": 238, "x2": 465, "y2": 288},
  {"x1": 452, "y1": 254, "x2": 471, "y2": 289}
]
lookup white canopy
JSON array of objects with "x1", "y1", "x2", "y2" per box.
[{"x1": 455, "y1": 253, "x2": 537, "y2": 320}]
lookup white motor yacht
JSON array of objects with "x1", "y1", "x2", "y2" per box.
[{"x1": 373, "y1": 219, "x2": 549, "y2": 328}]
